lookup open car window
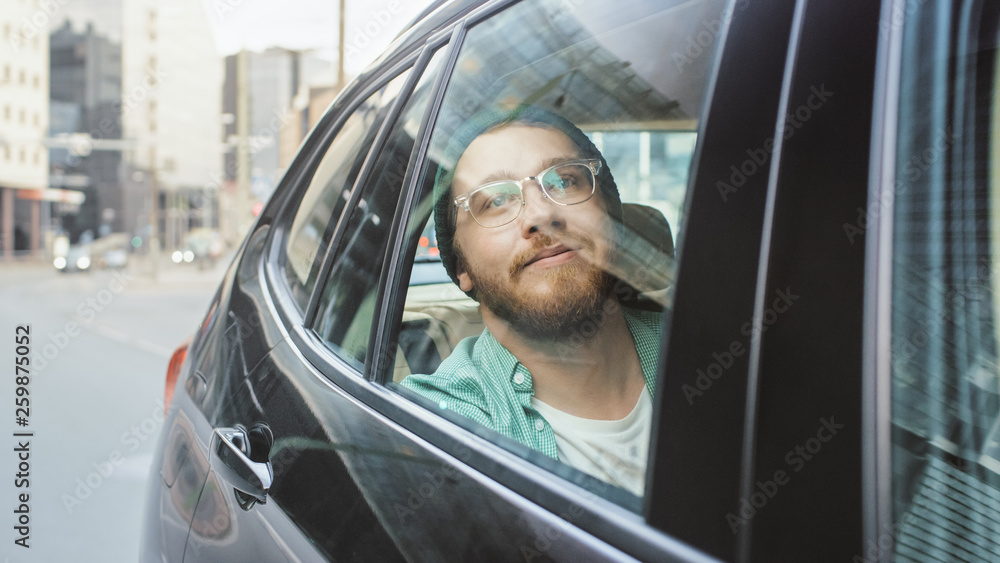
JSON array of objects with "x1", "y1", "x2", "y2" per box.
[{"x1": 384, "y1": 0, "x2": 730, "y2": 504}]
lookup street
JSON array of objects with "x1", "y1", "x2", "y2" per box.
[{"x1": 1, "y1": 256, "x2": 226, "y2": 561}]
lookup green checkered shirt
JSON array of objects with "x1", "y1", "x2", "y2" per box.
[{"x1": 401, "y1": 308, "x2": 662, "y2": 460}]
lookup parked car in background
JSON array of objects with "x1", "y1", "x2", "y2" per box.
[
  {"x1": 141, "y1": 0, "x2": 1000, "y2": 561},
  {"x1": 55, "y1": 243, "x2": 91, "y2": 273},
  {"x1": 173, "y1": 228, "x2": 225, "y2": 269},
  {"x1": 90, "y1": 232, "x2": 131, "y2": 270}
]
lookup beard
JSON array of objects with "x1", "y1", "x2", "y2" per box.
[{"x1": 457, "y1": 233, "x2": 615, "y2": 342}]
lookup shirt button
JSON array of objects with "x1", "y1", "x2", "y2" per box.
[
  {"x1": 535, "y1": 419, "x2": 545, "y2": 432},
  {"x1": 513, "y1": 373, "x2": 525, "y2": 385}
]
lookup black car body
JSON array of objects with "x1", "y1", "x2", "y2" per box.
[{"x1": 141, "y1": 0, "x2": 1000, "y2": 561}]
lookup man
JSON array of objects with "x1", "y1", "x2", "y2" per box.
[{"x1": 403, "y1": 106, "x2": 662, "y2": 495}]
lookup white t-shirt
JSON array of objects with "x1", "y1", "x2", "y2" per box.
[{"x1": 531, "y1": 392, "x2": 651, "y2": 496}]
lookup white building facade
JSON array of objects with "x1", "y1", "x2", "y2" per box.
[{"x1": 1, "y1": 0, "x2": 51, "y2": 257}]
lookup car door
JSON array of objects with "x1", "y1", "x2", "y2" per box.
[
  {"x1": 176, "y1": 48, "x2": 438, "y2": 563},
  {"x1": 273, "y1": 0, "x2": 797, "y2": 560},
  {"x1": 176, "y1": 0, "x2": 812, "y2": 560}
]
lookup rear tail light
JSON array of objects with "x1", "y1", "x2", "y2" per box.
[{"x1": 164, "y1": 340, "x2": 191, "y2": 414}]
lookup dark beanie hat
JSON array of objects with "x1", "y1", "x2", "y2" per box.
[{"x1": 432, "y1": 105, "x2": 622, "y2": 299}]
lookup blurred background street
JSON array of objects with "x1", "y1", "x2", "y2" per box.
[
  {"x1": 0, "y1": 0, "x2": 433, "y2": 559},
  {"x1": 1, "y1": 256, "x2": 227, "y2": 561}
]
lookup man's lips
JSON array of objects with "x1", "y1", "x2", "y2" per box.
[{"x1": 524, "y1": 244, "x2": 577, "y2": 268}]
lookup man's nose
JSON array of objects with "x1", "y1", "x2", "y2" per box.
[{"x1": 519, "y1": 180, "x2": 565, "y2": 236}]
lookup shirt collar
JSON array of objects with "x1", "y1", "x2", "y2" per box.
[{"x1": 473, "y1": 308, "x2": 660, "y2": 395}]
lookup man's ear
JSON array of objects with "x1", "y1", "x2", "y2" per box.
[{"x1": 456, "y1": 259, "x2": 475, "y2": 293}]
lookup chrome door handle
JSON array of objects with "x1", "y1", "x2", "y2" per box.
[{"x1": 211, "y1": 427, "x2": 273, "y2": 504}]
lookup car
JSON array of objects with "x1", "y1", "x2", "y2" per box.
[
  {"x1": 140, "y1": 0, "x2": 1000, "y2": 561},
  {"x1": 90, "y1": 232, "x2": 131, "y2": 269},
  {"x1": 55, "y1": 243, "x2": 92, "y2": 273},
  {"x1": 173, "y1": 228, "x2": 226, "y2": 269}
]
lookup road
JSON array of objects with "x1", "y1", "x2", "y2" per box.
[{"x1": 0, "y1": 256, "x2": 227, "y2": 562}]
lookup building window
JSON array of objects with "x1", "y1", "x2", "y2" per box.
[
  {"x1": 19, "y1": 108, "x2": 25, "y2": 124},
  {"x1": 32, "y1": 74, "x2": 39, "y2": 89},
  {"x1": 3, "y1": 106, "x2": 9, "y2": 121},
  {"x1": 19, "y1": 148, "x2": 25, "y2": 163},
  {"x1": 18, "y1": 69, "x2": 24, "y2": 85},
  {"x1": 3, "y1": 65, "x2": 9, "y2": 82},
  {"x1": 33, "y1": 112, "x2": 39, "y2": 127}
]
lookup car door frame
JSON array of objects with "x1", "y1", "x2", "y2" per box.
[
  {"x1": 305, "y1": 0, "x2": 797, "y2": 560},
  {"x1": 257, "y1": 0, "x2": 843, "y2": 561}
]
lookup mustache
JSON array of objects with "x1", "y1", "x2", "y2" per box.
[{"x1": 508, "y1": 232, "x2": 598, "y2": 278}]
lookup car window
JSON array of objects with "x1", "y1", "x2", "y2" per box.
[
  {"x1": 312, "y1": 50, "x2": 446, "y2": 370},
  {"x1": 281, "y1": 73, "x2": 409, "y2": 312},
  {"x1": 386, "y1": 0, "x2": 728, "y2": 503},
  {"x1": 889, "y1": 2, "x2": 1000, "y2": 560}
]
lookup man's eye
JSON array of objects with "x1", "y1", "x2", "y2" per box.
[
  {"x1": 546, "y1": 176, "x2": 578, "y2": 198},
  {"x1": 482, "y1": 192, "x2": 515, "y2": 211}
]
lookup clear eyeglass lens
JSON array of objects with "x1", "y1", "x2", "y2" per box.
[
  {"x1": 541, "y1": 164, "x2": 593, "y2": 201},
  {"x1": 469, "y1": 182, "x2": 522, "y2": 226},
  {"x1": 465, "y1": 163, "x2": 596, "y2": 227}
]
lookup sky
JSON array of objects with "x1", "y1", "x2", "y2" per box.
[
  {"x1": 201, "y1": 0, "x2": 440, "y2": 73},
  {"x1": 52, "y1": 0, "x2": 440, "y2": 75}
]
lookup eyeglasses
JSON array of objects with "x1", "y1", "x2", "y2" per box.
[{"x1": 453, "y1": 159, "x2": 601, "y2": 228}]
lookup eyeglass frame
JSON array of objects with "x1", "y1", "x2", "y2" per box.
[{"x1": 452, "y1": 158, "x2": 603, "y2": 228}]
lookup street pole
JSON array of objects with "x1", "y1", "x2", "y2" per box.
[
  {"x1": 338, "y1": 0, "x2": 346, "y2": 88},
  {"x1": 148, "y1": 144, "x2": 159, "y2": 280},
  {"x1": 236, "y1": 49, "x2": 251, "y2": 238}
]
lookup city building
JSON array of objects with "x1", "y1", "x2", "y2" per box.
[
  {"x1": 120, "y1": 0, "x2": 222, "y2": 252},
  {"x1": 221, "y1": 47, "x2": 335, "y2": 243},
  {"x1": 41, "y1": 0, "x2": 222, "y2": 259},
  {"x1": 49, "y1": 21, "x2": 133, "y2": 242},
  {"x1": 1, "y1": 0, "x2": 50, "y2": 258}
]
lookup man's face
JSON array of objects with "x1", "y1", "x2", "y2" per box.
[{"x1": 451, "y1": 124, "x2": 615, "y2": 340}]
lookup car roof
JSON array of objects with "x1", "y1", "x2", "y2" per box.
[{"x1": 354, "y1": 0, "x2": 483, "y2": 85}]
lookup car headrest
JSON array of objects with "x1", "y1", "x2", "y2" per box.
[
  {"x1": 610, "y1": 203, "x2": 675, "y2": 310},
  {"x1": 622, "y1": 203, "x2": 674, "y2": 258}
]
